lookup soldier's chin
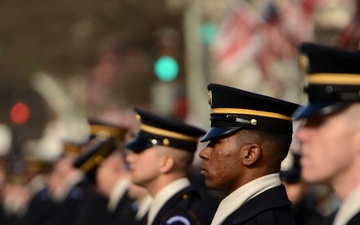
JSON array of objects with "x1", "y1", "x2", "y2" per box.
[
  {"x1": 204, "y1": 180, "x2": 222, "y2": 191},
  {"x1": 301, "y1": 170, "x2": 325, "y2": 185}
]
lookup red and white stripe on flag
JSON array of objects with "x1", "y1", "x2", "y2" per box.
[{"x1": 211, "y1": 1, "x2": 264, "y2": 75}]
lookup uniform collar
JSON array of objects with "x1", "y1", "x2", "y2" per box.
[
  {"x1": 108, "y1": 178, "x2": 130, "y2": 212},
  {"x1": 147, "y1": 178, "x2": 190, "y2": 225},
  {"x1": 211, "y1": 174, "x2": 281, "y2": 225},
  {"x1": 334, "y1": 184, "x2": 360, "y2": 225}
]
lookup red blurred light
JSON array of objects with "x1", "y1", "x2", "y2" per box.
[{"x1": 10, "y1": 102, "x2": 30, "y2": 124}]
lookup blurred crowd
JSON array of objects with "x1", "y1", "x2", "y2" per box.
[{"x1": 0, "y1": 116, "x2": 225, "y2": 225}]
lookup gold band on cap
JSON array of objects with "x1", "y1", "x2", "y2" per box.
[
  {"x1": 141, "y1": 124, "x2": 198, "y2": 142},
  {"x1": 64, "y1": 144, "x2": 82, "y2": 157},
  {"x1": 91, "y1": 125, "x2": 127, "y2": 139},
  {"x1": 308, "y1": 73, "x2": 360, "y2": 85},
  {"x1": 211, "y1": 108, "x2": 291, "y2": 120}
]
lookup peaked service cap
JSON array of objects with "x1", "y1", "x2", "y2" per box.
[
  {"x1": 201, "y1": 83, "x2": 299, "y2": 142},
  {"x1": 293, "y1": 42, "x2": 360, "y2": 119},
  {"x1": 126, "y1": 108, "x2": 206, "y2": 153}
]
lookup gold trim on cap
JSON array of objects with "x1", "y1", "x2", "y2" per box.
[
  {"x1": 91, "y1": 125, "x2": 127, "y2": 139},
  {"x1": 308, "y1": 73, "x2": 360, "y2": 85},
  {"x1": 64, "y1": 144, "x2": 82, "y2": 157},
  {"x1": 24, "y1": 157, "x2": 46, "y2": 172},
  {"x1": 211, "y1": 108, "x2": 291, "y2": 120},
  {"x1": 141, "y1": 124, "x2": 199, "y2": 142}
]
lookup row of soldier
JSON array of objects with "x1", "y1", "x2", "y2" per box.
[{"x1": 0, "y1": 41, "x2": 359, "y2": 225}]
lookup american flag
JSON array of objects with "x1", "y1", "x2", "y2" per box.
[
  {"x1": 212, "y1": 0, "x2": 317, "y2": 76},
  {"x1": 335, "y1": 0, "x2": 360, "y2": 49}
]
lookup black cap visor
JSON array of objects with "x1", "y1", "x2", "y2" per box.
[
  {"x1": 125, "y1": 136, "x2": 154, "y2": 153},
  {"x1": 293, "y1": 101, "x2": 350, "y2": 120},
  {"x1": 200, "y1": 127, "x2": 241, "y2": 142}
]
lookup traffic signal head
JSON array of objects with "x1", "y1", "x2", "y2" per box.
[
  {"x1": 154, "y1": 55, "x2": 179, "y2": 82},
  {"x1": 10, "y1": 102, "x2": 30, "y2": 124}
]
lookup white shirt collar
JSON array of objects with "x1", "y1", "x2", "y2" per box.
[
  {"x1": 136, "y1": 194, "x2": 153, "y2": 220},
  {"x1": 211, "y1": 173, "x2": 281, "y2": 225},
  {"x1": 334, "y1": 184, "x2": 360, "y2": 225},
  {"x1": 147, "y1": 178, "x2": 190, "y2": 225},
  {"x1": 108, "y1": 179, "x2": 130, "y2": 212}
]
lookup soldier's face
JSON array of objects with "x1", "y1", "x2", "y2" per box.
[
  {"x1": 296, "y1": 104, "x2": 360, "y2": 192},
  {"x1": 96, "y1": 152, "x2": 124, "y2": 196},
  {"x1": 199, "y1": 132, "x2": 245, "y2": 193},
  {"x1": 126, "y1": 147, "x2": 161, "y2": 190}
]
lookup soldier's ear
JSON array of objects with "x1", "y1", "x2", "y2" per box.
[
  {"x1": 159, "y1": 155, "x2": 175, "y2": 174},
  {"x1": 241, "y1": 144, "x2": 260, "y2": 166}
]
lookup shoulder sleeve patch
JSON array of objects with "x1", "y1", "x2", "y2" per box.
[{"x1": 166, "y1": 215, "x2": 191, "y2": 225}]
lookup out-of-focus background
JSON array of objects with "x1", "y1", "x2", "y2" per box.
[
  {"x1": 0, "y1": 0, "x2": 358, "y2": 219},
  {"x1": 1, "y1": 0, "x2": 359, "y2": 160}
]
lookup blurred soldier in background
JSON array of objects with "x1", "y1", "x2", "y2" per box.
[
  {"x1": 0, "y1": 161, "x2": 7, "y2": 223},
  {"x1": 0, "y1": 153, "x2": 53, "y2": 225},
  {"x1": 41, "y1": 140, "x2": 91, "y2": 225},
  {"x1": 73, "y1": 119, "x2": 134, "y2": 225},
  {"x1": 280, "y1": 150, "x2": 325, "y2": 225},
  {"x1": 23, "y1": 156, "x2": 52, "y2": 201},
  {"x1": 22, "y1": 155, "x2": 54, "y2": 225},
  {"x1": 199, "y1": 83, "x2": 298, "y2": 225},
  {"x1": 293, "y1": 42, "x2": 360, "y2": 225},
  {"x1": 127, "y1": 183, "x2": 152, "y2": 225},
  {"x1": 25, "y1": 119, "x2": 126, "y2": 225},
  {"x1": 0, "y1": 159, "x2": 29, "y2": 225},
  {"x1": 126, "y1": 108, "x2": 214, "y2": 225}
]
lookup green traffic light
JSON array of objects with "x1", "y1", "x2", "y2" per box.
[{"x1": 154, "y1": 56, "x2": 179, "y2": 82}]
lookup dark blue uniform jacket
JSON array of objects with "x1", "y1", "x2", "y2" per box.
[{"x1": 220, "y1": 184, "x2": 296, "y2": 225}]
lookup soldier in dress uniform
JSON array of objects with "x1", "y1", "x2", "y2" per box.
[
  {"x1": 1, "y1": 161, "x2": 30, "y2": 225},
  {"x1": 127, "y1": 182, "x2": 152, "y2": 225},
  {"x1": 30, "y1": 119, "x2": 123, "y2": 225},
  {"x1": 59, "y1": 139, "x2": 108, "y2": 225},
  {"x1": 125, "y1": 108, "x2": 215, "y2": 225},
  {"x1": 293, "y1": 42, "x2": 360, "y2": 225},
  {"x1": 280, "y1": 150, "x2": 324, "y2": 225},
  {"x1": 199, "y1": 83, "x2": 298, "y2": 225},
  {"x1": 23, "y1": 155, "x2": 54, "y2": 225},
  {"x1": 73, "y1": 119, "x2": 134, "y2": 225},
  {"x1": 43, "y1": 140, "x2": 93, "y2": 225}
]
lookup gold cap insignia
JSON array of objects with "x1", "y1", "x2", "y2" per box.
[
  {"x1": 207, "y1": 91, "x2": 212, "y2": 106},
  {"x1": 298, "y1": 53, "x2": 309, "y2": 72}
]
